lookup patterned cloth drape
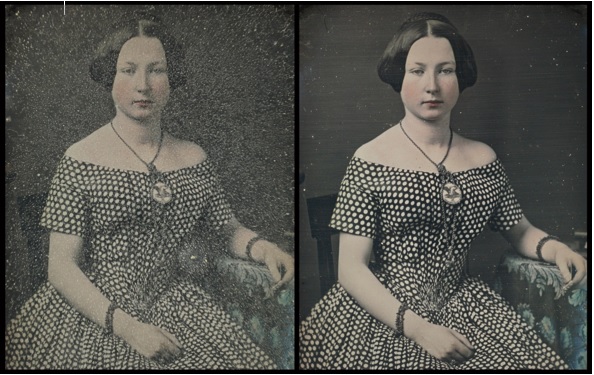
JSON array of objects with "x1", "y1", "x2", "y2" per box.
[{"x1": 493, "y1": 250, "x2": 588, "y2": 370}]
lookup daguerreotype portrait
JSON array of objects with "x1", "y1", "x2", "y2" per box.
[
  {"x1": 5, "y1": 4, "x2": 294, "y2": 369},
  {"x1": 299, "y1": 4, "x2": 588, "y2": 370}
]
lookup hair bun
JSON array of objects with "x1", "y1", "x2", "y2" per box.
[{"x1": 402, "y1": 12, "x2": 455, "y2": 28}]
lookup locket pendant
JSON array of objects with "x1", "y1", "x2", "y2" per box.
[
  {"x1": 437, "y1": 164, "x2": 462, "y2": 205},
  {"x1": 152, "y1": 181, "x2": 172, "y2": 204},
  {"x1": 442, "y1": 182, "x2": 462, "y2": 205},
  {"x1": 148, "y1": 163, "x2": 172, "y2": 204}
]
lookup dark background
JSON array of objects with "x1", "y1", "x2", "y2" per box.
[
  {"x1": 299, "y1": 4, "x2": 588, "y2": 321},
  {"x1": 5, "y1": 4, "x2": 294, "y2": 323}
]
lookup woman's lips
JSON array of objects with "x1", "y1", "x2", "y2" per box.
[
  {"x1": 423, "y1": 100, "x2": 443, "y2": 107},
  {"x1": 133, "y1": 100, "x2": 153, "y2": 107}
]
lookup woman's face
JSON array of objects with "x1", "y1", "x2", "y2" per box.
[
  {"x1": 112, "y1": 36, "x2": 170, "y2": 122},
  {"x1": 400, "y1": 36, "x2": 459, "y2": 122}
]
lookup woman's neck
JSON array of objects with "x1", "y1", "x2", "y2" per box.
[
  {"x1": 112, "y1": 114, "x2": 162, "y2": 146},
  {"x1": 400, "y1": 114, "x2": 451, "y2": 147}
]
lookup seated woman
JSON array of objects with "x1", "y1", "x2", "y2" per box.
[
  {"x1": 299, "y1": 12, "x2": 586, "y2": 370},
  {"x1": 5, "y1": 13, "x2": 293, "y2": 370}
]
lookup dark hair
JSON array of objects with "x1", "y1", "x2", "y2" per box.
[
  {"x1": 377, "y1": 12, "x2": 477, "y2": 93},
  {"x1": 89, "y1": 12, "x2": 186, "y2": 91}
]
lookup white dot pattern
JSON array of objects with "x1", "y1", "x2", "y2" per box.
[
  {"x1": 300, "y1": 157, "x2": 568, "y2": 370},
  {"x1": 6, "y1": 155, "x2": 275, "y2": 370}
]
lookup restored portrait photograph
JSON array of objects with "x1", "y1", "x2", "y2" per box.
[
  {"x1": 5, "y1": 4, "x2": 294, "y2": 370},
  {"x1": 299, "y1": 4, "x2": 588, "y2": 370}
]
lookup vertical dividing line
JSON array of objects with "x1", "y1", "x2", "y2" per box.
[{"x1": 63, "y1": 1, "x2": 65, "y2": 15}]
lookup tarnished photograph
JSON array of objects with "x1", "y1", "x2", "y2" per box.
[{"x1": 6, "y1": 4, "x2": 294, "y2": 370}]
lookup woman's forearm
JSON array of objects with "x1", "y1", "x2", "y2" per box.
[
  {"x1": 47, "y1": 233, "x2": 135, "y2": 337},
  {"x1": 226, "y1": 218, "x2": 255, "y2": 258},
  {"x1": 225, "y1": 217, "x2": 294, "y2": 288},
  {"x1": 503, "y1": 216, "x2": 587, "y2": 287},
  {"x1": 49, "y1": 259, "x2": 110, "y2": 327},
  {"x1": 502, "y1": 216, "x2": 558, "y2": 263},
  {"x1": 338, "y1": 233, "x2": 425, "y2": 338},
  {"x1": 339, "y1": 262, "x2": 425, "y2": 339},
  {"x1": 226, "y1": 217, "x2": 272, "y2": 262}
]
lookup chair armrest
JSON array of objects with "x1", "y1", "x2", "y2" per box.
[
  {"x1": 211, "y1": 257, "x2": 295, "y2": 369},
  {"x1": 178, "y1": 241, "x2": 295, "y2": 369},
  {"x1": 214, "y1": 257, "x2": 276, "y2": 296},
  {"x1": 494, "y1": 250, "x2": 587, "y2": 369}
]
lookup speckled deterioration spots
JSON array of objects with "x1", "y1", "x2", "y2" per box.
[
  {"x1": 5, "y1": 155, "x2": 275, "y2": 370},
  {"x1": 299, "y1": 156, "x2": 568, "y2": 370}
]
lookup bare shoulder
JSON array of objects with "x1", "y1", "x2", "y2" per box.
[
  {"x1": 65, "y1": 140, "x2": 86, "y2": 160},
  {"x1": 353, "y1": 140, "x2": 377, "y2": 161},
  {"x1": 456, "y1": 135, "x2": 497, "y2": 167},
  {"x1": 353, "y1": 126, "x2": 401, "y2": 164},
  {"x1": 64, "y1": 124, "x2": 110, "y2": 162},
  {"x1": 166, "y1": 134, "x2": 208, "y2": 166}
]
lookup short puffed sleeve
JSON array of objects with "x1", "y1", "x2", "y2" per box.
[
  {"x1": 202, "y1": 161, "x2": 234, "y2": 230},
  {"x1": 329, "y1": 157, "x2": 381, "y2": 239},
  {"x1": 488, "y1": 162, "x2": 524, "y2": 232},
  {"x1": 41, "y1": 156, "x2": 91, "y2": 237}
]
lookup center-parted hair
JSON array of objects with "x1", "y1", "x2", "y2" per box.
[
  {"x1": 89, "y1": 12, "x2": 186, "y2": 91},
  {"x1": 377, "y1": 12, "x2": 477, "y2": 93}
]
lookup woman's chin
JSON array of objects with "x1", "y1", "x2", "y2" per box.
[{"x1": 414, "y1": 113, "x2": 447, "y2": 123}]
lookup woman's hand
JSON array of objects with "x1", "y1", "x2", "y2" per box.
[
  {"x1": 553, "y1": 243, "x2": 587, "y2": 289},
  {"x1": 223, "y1": 218, "x2": 294, "y2": 296},
  {"x1": 502, "y1": 217, "x2": 587, "y2": 290},
  {"x1": 115, "y1": 311, "x2": 183, "y2": 365},
  {"x1": 257, "y1": 240, "x2": 295, "y2": 297},
  {"x1": 405, "y1": 313, "x2": 475, "y2": 365}
]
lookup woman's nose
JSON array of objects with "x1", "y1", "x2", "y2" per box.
[
  {"x1": 134, "y1": 70, "x2": 150, "y2": 91},
  {"x1": 424, "y1": 72, "x2": 439, "y2": 94}
]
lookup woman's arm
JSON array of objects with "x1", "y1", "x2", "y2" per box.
[
  {"x1": 47, "y1": 232, "x2": 181, "y2": 363},
  {"x1": 338, "y1": 232, "x2": 474, "y2": 363},
  {"x1": 501, "y1": 216, "x2": 587, "y2": 287},
  {"x1": 48, "y1": 232, "x2": 113, "y2": 327},
  {"x1": 223, "y1": 217, "x2": 294, "y2": 292},
  {"x1": 338, "y1": 233, "x2": 407, "y2": 330}
]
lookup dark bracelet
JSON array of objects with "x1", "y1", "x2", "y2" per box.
[
  {"x1": 105, "y1": 302, "x2": 118, "y2": 335},
  {"x1": 536, "y1": 235, "x2": 561, "y2": 262},
  {"x1": 246, "y1": 236, "x2": 264, "y2": 261},
  {"x1": 394, "y1": 303, "x2": 408, "y2": 336}
]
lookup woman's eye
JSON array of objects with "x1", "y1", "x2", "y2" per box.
[
  {"x1": 120, "y1": 68, "x2": 134, "y2": 75},
  {"x1": 440, "y1": 68, "x2": 455, "y2": 74},
  {"x1": 151, "y1": 67, "x2": 167, "y2": 74},
  {"x1": 410, "y1": 69, "x2": 424, "y2": 76}
]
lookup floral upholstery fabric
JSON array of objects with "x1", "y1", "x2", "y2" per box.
[
  {"x1": 493, "y1": 250, "x2": 587, "y2": 369},
  {"x1": 211, "y1": 258, "x2": 294, "y2": 369},
  {"x1": 179, "y1": 234, "x2": 294, "y2": 370}
]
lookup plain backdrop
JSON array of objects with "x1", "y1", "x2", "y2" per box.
[{"x1": 299, "y1": 4, "x2": 588, "y2": 321}]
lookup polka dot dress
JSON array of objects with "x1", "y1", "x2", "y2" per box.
[
  {"x1": 299, "y1": 156, "x2": 568, "y2": 370},
  {"x1": 5, "y1": 155, "x2": 275, "y2": 370}
]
